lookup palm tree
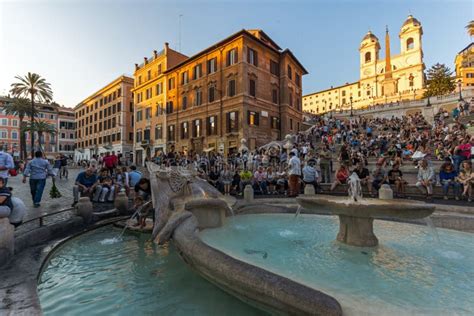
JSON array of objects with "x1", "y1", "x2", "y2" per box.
[
  {"x1": 10, "y1": 73, "x2": 53, "y2": 157},
  {"x1": 3, "y1": 97, "x2": 38, "y2": 159},
  {"x1": 466, "y1": 20, "x2": 474, "y2": 40},
  {"x1": 24, "y1": 120, "x2": 57, "y2": 152}
]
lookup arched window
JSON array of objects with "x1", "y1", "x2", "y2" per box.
[
  {"x1": 365, "y1": 52, "x2": 371, "y2": 63},
  {"x1": 406, "y1": 38, "x2": 414, "y2": 50}
]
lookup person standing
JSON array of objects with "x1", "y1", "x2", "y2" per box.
[
  {"x1": 0, "y1": 144, "x2": 15, "y2": 186},
  {"x1": 287, "y1": 152, "x2": 301, "y2": 197},
  {"x1": 22, "y1": 151, "x2": 54, "y2": 207}
]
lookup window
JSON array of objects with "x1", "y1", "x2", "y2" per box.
[
  {"x1": 0, "y1": 119, "x2": 7, "y2": 126},
  {"x1": 295, "y1": 73, "x2": 301, "y2": 87},
  {"x1": 136, "y1": 110, "x2": 143, "y2": 122},
  {"x1": 11, "y1": 130, "x2": 18, "y2": 139},
  {"x1": 138, "y1": 76, "x2": 142, "y2": 85},
  {"x1": 342, "y1": 91, "x2": 346, "y2": 96},
  {"x1": 272, "y1": 89, "x2": 278, "y2": 104},
  {"x1": 226, "y1": 48, "x2": 238, "y2": 66},
  {"x1": 228, "y1": 79, "x2": 236, "y2": 97},
  {"x1": 208, "y1": 86, "x2": 215, "y2": 103},
  {"x1": 181, "y1": 122, "x2": 189, "y2": 139},
  {"x1": 406, "y1": 38, "x2": 414, "y2": 50},
  {"x1": 248, "y1": 48, "x2": 258, "y2": 66},
  {"x1": 289, "y1": 118, "x2": 293, "y2": 130},
  {"x1": 166, "y1": 101, "x2": 174, "y2": 114},
  {"x1": 167, "y1": 125, "x2": 175, "y2": 141},
  {"x1": 270, "y1": 60, "x2": 279, "y2": 76},
  {"x1": 289, "y1": 90, "x2": 293, "y2": 106},
  {"x1": 249, "y1": 79, "x2": 256, "y2": 97},
  {"x1": 156, "y1": 82, "x2": 163, "y2": 95},
  {"x1": 287, "y1": 65, "x2": 292, "y2": 79},
  {"x1": 367, "y1": 90, "x2": 371, "y2": 96},
  {"x1": 227, "y1": 111, "x2": 239, "y2": 133},
  {"x1": 207, "y1": 58, "x2": 217, "y2": 74},
  {"x1": 247, "y1": 111, "x2": 259, "y2": 126},
  {"x1": 145, "y1": 107, "x2": 152, "y2": 119},
  {"x1": 193, "y1": 63, "x2": 203, "y2": 80},
  {"x1": 207, "y1": 116, "x2": 217, "y2": 135},
  {"x1": 147, "y1": 70, "x2": 151, "y2": 80},
  {"x1": 145, "y1": 88, "x2": 151, "y2": 100},
  {"x1": 365, "y1": 52, "x2": 371, "y2": 63},
  {"x1": 155, "y1": 124, "x2": 163, "y2": 139},
  {"x1": 182, "y1": 96, "x2": 188, "y2": 110},
  {"x1": 271, "y1": 117, "x2": 280, "y2": 129},
  {"x1": 195, "y1": 89, "x2": 202, "y2": 106},
  {"x1": 168, "y1": 77, "x2": 175, "y2": 90},
  {"x1": 12, "y1": 119, "x2": 18, "y2": 127},
  {"x1": 181, "y1": 71, "x2": 189, "y2": 85},
  {"x1": 193, "y1": 119, "x2": 202, "y2": 137},
  {"x1": 158, "y1": 64, "x2": 162, "y2": 75},
  {"x1": 136, "y1": 129, "x2": 142, "y2": 142}
]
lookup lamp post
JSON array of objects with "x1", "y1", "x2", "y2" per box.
[
  {"x1": 457, "y1": 80, "x2": 463, "y2": 101},
  {"x1": 350, "y1": 96, "x2": 353, "y2": 117}
]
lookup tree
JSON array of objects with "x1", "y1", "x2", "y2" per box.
[
  {"x1": 3, "y1": 97, "x2": 38, "y2": 159},
  {"x1": 10, "y1": 73, "x2": 53, "y2": 158},
  {"x1": 423, "y1": 63, "x2": 455, "y2": 98},
  {"x1": 466, "y1": 20, "x2": 474, "y2": 39},
  {"x1": 24, "y1": 120, "x2": 57, "y2": 152}
]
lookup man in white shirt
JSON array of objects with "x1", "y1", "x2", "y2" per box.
[
  {"x1": 287, "y1": 152, "x2": 301, "y2": 197},
  {"x1": 0, "y1": 144, "x2": 15, "y2": 186}
]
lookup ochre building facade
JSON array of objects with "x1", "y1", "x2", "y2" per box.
[
  {"x1": 74, "y1": 75, "x2": 134, "y2": 161},
  {"x1": 133, "y1": 29, "x2": 307, "y2": 164},
  {"x1": 455, "y1": 42, "x2": 474, "y2": 88},
  {"x1": 303, "y1": 15, "x2": 425, "y2": 115}
]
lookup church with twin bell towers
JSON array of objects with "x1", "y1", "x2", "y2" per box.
[{"x1": 303, "y1": 15, "x2": 425, "y2": 115}]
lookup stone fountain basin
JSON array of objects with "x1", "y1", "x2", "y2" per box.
[{"x1": 297, "y1": 195, "x2": 435, "y2": 220}]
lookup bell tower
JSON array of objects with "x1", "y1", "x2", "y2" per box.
[{"x1": 359, "y1": 31, "x2": 380, "y2": 79}]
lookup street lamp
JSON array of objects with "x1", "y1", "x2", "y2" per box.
[
  {"x1": 457, "y1": 80, "x2": 463, "y2": 101},
  {"x1": 350, "y1": 96, "x2": 353, "y2": 117}
]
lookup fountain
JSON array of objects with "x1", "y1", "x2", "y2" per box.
[{"x1": 297, "y1": 173, "x2": 435, "y2": 247}]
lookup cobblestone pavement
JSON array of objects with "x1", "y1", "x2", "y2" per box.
[{"x1": 8, "y1": 168, "x2": 82, "y2": 234}]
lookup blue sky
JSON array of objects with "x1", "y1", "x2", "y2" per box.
[{"x1": 0, "y1": 0, "x2": 472, "y2": 107}]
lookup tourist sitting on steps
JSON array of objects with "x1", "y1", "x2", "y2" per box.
[
  {"x1": 415, "y1": 159, "x2": 435, "y2": 201},
  {"x1": 388, "y1": 163, "x2": 406, "y2": 198},
  {"x1": 72, "y1": 167, "x2": 99, "y2": 206},
  {"x1": 330, "y1": 163, "x2": 349, "y2": 192},
  {"x1": 93, "y1": 168, "x2": 115, "y2": 203},
  {"x1": 439, "y1": 162, "x2": 460, "y2": 200},
  {"x1": 353, "y1": 161, "x2": 372, "y2": 196}
]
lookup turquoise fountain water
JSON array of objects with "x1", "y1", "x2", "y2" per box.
[
  {"x1": 37, "y1": 226, "x2": 264, "y2": 316},
  {"x1": 200, "y1": 213, "x2": 474, "y2": 316}
]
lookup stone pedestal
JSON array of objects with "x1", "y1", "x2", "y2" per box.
[
  {"x1": 76, "y1": 197, "x2": 93, "y2": 224},
  {"x1": 379, "y1": 184, "x2": 393, "y2": 200},
  {"x1": 185, "y1": 199, "x2": 227, "y2": 229},
  {"x1": 336, "y1": 215, "x2": 378, "y2": 247},
  {"x1": 244, "y1": 185, "x2": 254, "y2": 203},
  {"x1": 304, "y1": 185, "x2": 315, "y2": 195},
  {"x1": 114, "y1": 190, "x2": 129, "y2": 215},
  {"x1": 0, "y1": 218, "x2": 14, "y2": 266}
]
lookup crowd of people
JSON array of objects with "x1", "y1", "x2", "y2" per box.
[
  {"x1": 141, "y1": 109, "x2": 473, "y2": 202},
  {"x1": 1, "y1": 106, "x2": 473, "y2": 231}
]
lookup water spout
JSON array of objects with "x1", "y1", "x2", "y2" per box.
[
  {"x1": 348, "y1": 172, "x2": 363, "y2": 202},
  {"x1": 424, "y1": 217, "x2": 440, "y2": 243},
  {"x1": 119, "y1": 200, "x2": 153, "y2": 239},
  {"x1": 294, "y1": 206, "x2": 302, "y2": 218}
]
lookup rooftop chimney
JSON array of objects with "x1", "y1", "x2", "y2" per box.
[
  {"x1": 135, "y1": 63, "x2": 139, "y2": 71},
  {"x1": 164, "y1": 42, "x2": 169, "y2": 54},
  {"x1": 153, "y1": 50, "x2": 158, "y2": 58},
  {"x1": 144, "y1": 57, "x2": 148, "y2": 64}
]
